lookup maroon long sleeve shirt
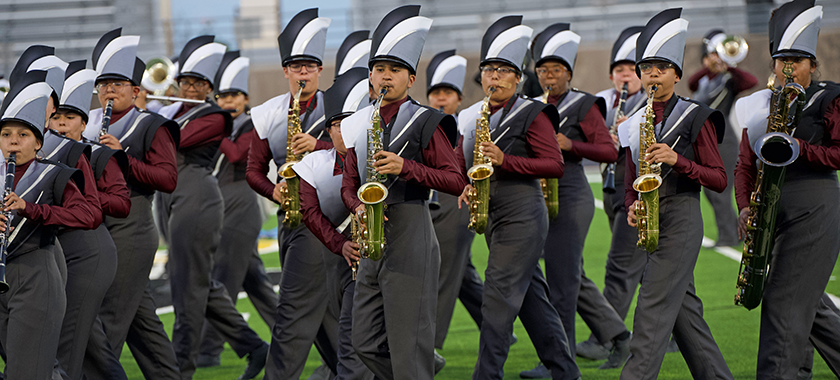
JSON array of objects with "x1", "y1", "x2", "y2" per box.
[
  {"x1": 74, "y1": 155, "x2": 103, "y2": 227},
  {"x1": 688, "y1": 66, "x2": 758, "y2": 95},
  {"x1": 734, "y1": 96, "x2": 840, "y2": 211},
  {"x1": 174, "y1": 104, "x2": 226, "y2": 149},
  {"x1": 246, "y1": 95, "x2": 333, "y2": 202},
  {"x1": 300, "y1": 158, "x2": 348, "y2": 255},
  {"x1": 97, "y1": 156, "x2": 131, "y2": 218},
  {"x1": 455, "y1": 98, "x2": 565, "y2": 184},
  {"x1": 544, "y1": 97, "x2": 617, "y2": 163},
  {"x1": 15, "y1": 159, "x2": 97, "y2": 229},
  {"x1": 341, "y1": 96, "x2": 467, "y2": 213},
  {"x1": 109, "y1": 107, "x2": 178, "y2": 193},
  {"x1": 624, "y1": 99, "x2": 727, "y2": 210},
  {"x1": 220, "y1": 128, "x2": 255, "y2": 164}
]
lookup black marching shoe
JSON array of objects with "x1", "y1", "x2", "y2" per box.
[
  {"x1": 434, "y1": 350, "x2": 446, "y2": 374},
  {"x1": 237, "y1": 342, "x2": 268, "y2": 380},
  {"x1": 598, "y1": 331, "x2": 632, "y2": 369},
  {"x1": 196, "y1": 353, "x2": 221, "y2": 368},
  {"x1": 519, "y1": 362, "x2": 551, "y2": 379},
  {"x1": 576, "y1": 338, "x2": 611, "y2": 360}
]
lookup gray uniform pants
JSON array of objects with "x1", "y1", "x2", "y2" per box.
[
  {"x1": 86, "y1": 195, "x2": 179, "y2": 380},
  {"x1": 56, "y1": 226, "x2": 118, "y2": 380},
  {"x1": 161, "y1": 164, "x2": 264, "y2": 379},
  {"x1": 352, "y1": 201, "x2": 439, "y2": 380},
  {"x1": 620, "y1": 194, "x2": 732, "y2": 380},
  {"x1": 701, "y1": 121, "x2": 739, "y2": 245},
  {"x1": 263, "y1": 221, "x2": 340, "y2": 379},
  {"x1": 578, "y1": 206, "x2": 647, "y2": 344},
  {"x1": 757, "y1": 177, "x2": 840, "y2": 379},
  {"x1": 543, "y1": 162, "x2": 593, "y2": 356},
  {"x1": 474, "y1": 180, "x2": 579, "y2": 380},
  {"x1": 199, "y1": 180, "x2": 278, "y2": 358},
  {"x1": 0, "y1": 246, "x2": 66, "y2": 380},
  {"x1": 431, "y1": 192, "x2": 482, "y2": 349},
  {"x1": 322, "y1": 240, "x2": 374, "y2": 380}
]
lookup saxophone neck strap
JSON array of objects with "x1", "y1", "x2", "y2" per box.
[
  {"x1": 382, "y1": 106, "x2": 400, "y2": 151},
  {"x1": 300, "y1": 94, "x2": 318, "y2": 131},
  {"x1": 493, "y1": 93, "x2": 519, "y2": 131},
  {"x1": 657, "y1": 95, "x2": 680, "y2": 137}
]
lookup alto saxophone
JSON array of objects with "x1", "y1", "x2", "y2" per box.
[
  {"x1": 278, "y1": 80, "x2": 306, "y2": 229},
  {"x1": 467, "y1": 87, "x2": 496, "y2": 234},
  {"x1": 735, "y1": 63, "x2": 804, "y2": 310},
  {"x1": 538, "y1": 86, "x2": 559, "y2": 220},
  {"x1": 633, "y1": 84, "x2": 662, "y2": 252},
  {"x1": 353, "y1": 88, "x2": 389, "y2": 261}
]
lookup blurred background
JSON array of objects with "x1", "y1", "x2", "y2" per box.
[{"x1": 3, "y1": 0, "x2": 839, "y2": 106}]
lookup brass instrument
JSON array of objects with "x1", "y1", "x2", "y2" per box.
[
  {"x1": 538, "y1": 86, "x2": 559, "y2": 220},
  {"x1": 0, "y1": 153, "x2": 16, "y2": 293},
  {"x1": 278, "y1": 80, "x2": 306, "y2": 229},
  {"x1": 714, "y1": 35, "x2": 749, "y2": 67},
  {"x1": 467, "y1": 87, "x2": 496, "y2": 234},
  {"x1": 633, "y1": 84, "x2": 662, "y2": 252},
  {"x1": 603, "y1": 82, "x2": 629, "y2": 193},
  {"x1": 354, "y1": 88, "x2": 389, "y2": 260},
  {"x1": 735, "y1": 63, "x2": 804, "y2": 310}
]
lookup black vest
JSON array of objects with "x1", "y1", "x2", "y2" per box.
[
  {"x1": 41, "y1": 129, "x2": 90, "y2": 172},
  {"x1": 87, "y1": 143, "x2": 129, "y2": 182},
  {"x1": 8, "y1": 159, "x2": 83, "y2": 258},
  {"x1": 109, "y1": 108, "x2": 180, "y2": 198},
  {"x1": 352, "y1": 98, "x2": 456, "y2": 205},
  {"x1": 785, "y1": 81, "x2": 840, "y2": 181},
  {"x1": 214, "y1": 113, "x2": 254, "y2": 185},
  {"x1": 173, "y1": 102, "x2": 232, "y2": 169},
  {"x1": 553, "y1": 89, "x2": 606, "y2": 162},
  {"x1": 627, "y1": 96, "x2": 724, "y2": 199},
  {"x1": 693, "y1": 72, "x2": 738, "y2": 116}
]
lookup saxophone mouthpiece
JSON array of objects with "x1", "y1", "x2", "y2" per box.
[{"x1": 298, "y1": 80, "x2": 306, "y2": 89}]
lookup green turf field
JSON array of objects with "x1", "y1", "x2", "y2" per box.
[{"x1": 116, "y1": 181, "x2": 840, "y2": 379}]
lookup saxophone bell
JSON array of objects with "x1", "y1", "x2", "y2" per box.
[{"x1": 754, "y1": 132, "x2": 799, "y2": 167}]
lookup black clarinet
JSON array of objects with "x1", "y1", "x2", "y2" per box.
[
  {"x1": 0, "y1": 153, "x2": 17, "y2": 293},
  {"x1": 602, "y1": 82, "x2": 629, "y2": 194},
  {"x1": 99, "y1": 99, "x2": 114, "y2": 141}
]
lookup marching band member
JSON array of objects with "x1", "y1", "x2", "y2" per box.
[
  {"x1": 296, "y1": 66, "x2": 374, "y2": 380},
  {"x1": 425, "y1": 50, "x2": 485, "y2": 359},
  {"x1": 195, "y1": 51, "x2": 278, "y2": 369},
  {"x1": 83, "y1": 28, "x2": 181, "y2": 380},
  {"x1": 0, "y1": 69, "x2": 96, "y2": 380},
  {"x1": 733, "y1": 1, "x2": 840, "y2": 378},
  {"x1": 575, "y1": 26, "x2": 649, "y2": 364},
  {"x1": 247, "y1": 9, "x2": 340, "y2": 378},
  {"x1": 617, "y1": 8, "x2": 732, "y2": 379},
  {"x1": 689, "y1": 29, "x2": 757, "y2": 247},
  {"x1": 456, "y1": 15, "x2": 579, "y2": 380},
  {"x1": 339, "y1": 5, "x2": 464, "y2": 378},
  {"x1": 523, "y1": 23, "x2": 623, "y2": 376},
  {"x1": 51, "y1": 60, "x2": 132, "y2": 380},
  {"x1": 155, "y1": 35, "x2": 268, "y2": 380}
]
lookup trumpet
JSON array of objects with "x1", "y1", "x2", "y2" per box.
[
  {"x1": 467, "y1": 87, "x2": 495, "y2": 234},
  {"x1": 278, "y1": 80, "x2": 306, "y2": 229},
  {"x1": 93, "y1": 90, "x2": 205, "y2": 105},
  {"x1": 353, "y1": 88, "x2": 389, "y2": 260}
]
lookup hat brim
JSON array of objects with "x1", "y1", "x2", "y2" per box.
[
  {"x1": 426, "y1": 83, "x2": 462, "y2": 97},
  {"x1": 216, "y1": 89, "x2": 248, "y2": 97},
  {"x1": 609, "y1": 59, "x2": 636, "y2": 73},
  {"x1": 282, "y1": 56, "x2": 323, "y2": 67},
  {"x1": 772, "y1": 50, "x2": 816, "y2": 60},
  {"x1": 0, "y1": 118, "x2": 44, "y2": 142},
  {"x1": 96, "y1": 73, "x2": 138, "y2": 86},
  {"x1": 176, "y1": 72, "x2": 214, "y2": 90},
  {"x1": 479, "y1": 58, "x2": 522, "y2": 75},
  {"x1": 534, "y1": 56, "x2": 572, "y2": 75},
  {"x1": 369, "y1": 56, "x2": 416, "y2": 75},
  {"x1": 326, "y1": 111, "x2": 354, "y2": 127},
  {"x1": 57, "y1": 105, "x2": 89, "y2": 124}
]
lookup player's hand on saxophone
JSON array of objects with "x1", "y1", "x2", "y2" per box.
[
  {"x1": 290, "y1": 133, "x2": 317, "y2": 155},
  {"x1": 479, "y1": 142, "x2": 504, "y2": 166}
]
